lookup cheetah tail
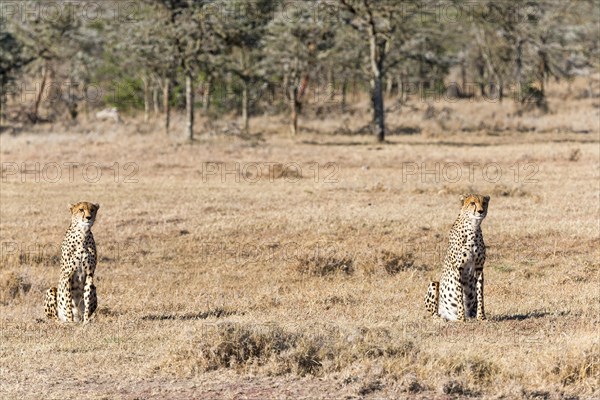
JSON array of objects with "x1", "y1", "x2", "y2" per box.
[
  {"x1": 44, "y1": 287, "x2": 59, "y2": 320},
  {"x1": 425, "y1": 281, "x2": 439, "y2": 316}
]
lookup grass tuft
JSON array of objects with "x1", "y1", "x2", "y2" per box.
[
  {"x1": 552, "y1": 346, "x2": 599, "y2": 386},
  {"x1": 377, "y1": 250, "x2": 420, "y2": 274},
  {"x1": 293, "y1": 253, "x2": 354, "y2": 276},
  {"x1": 0, "y1": 271, "x2": 31, "y2": 304}
]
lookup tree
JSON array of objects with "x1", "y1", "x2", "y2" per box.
[
  {"x1": 323, "y1": 18, "x2": 366, "y2": 112},
  {"x1": 337, "y1": 0, "x2": 398, "y2": 142},
  {"x1": 264, "y1": 1, "x2": 336, "y2": 135},
  {"x1": 0, "y1": 31, "x2": 31, "y2": 127},
  {"x1": 208, "y1": 0, "x2": 274, "y2": 134},
  {"x1": 146, "y1": 0, "x2": 214, "y2": 141},
  {"x1": 12, "y1": 4, "x2": 78, "y2": 122},
  {"x1": 338, "y1": 1, "x2": 449, "y2": 141},
  {"x1": 8, "y1": 0, "x2": 104, "y2": 123},
  {"x1": 1, "y1": 0, "x2": 597, "y2": 134},
  {"x1": 119, "y1": 2, "x2": 178, "y2": 132},
  {"x1": 470, "y1": 0, "x2": 592, "y2": 110}
]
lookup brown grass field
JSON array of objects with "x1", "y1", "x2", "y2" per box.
[{"x1": 1, "y1": 79, "x2": 599, "y2": 399}]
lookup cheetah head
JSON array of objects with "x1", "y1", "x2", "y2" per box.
[
  {"x1": 459, "y1": 194, "x2": 489, "y2": 221},
  {"x1": 69, "y1": 202, "x2": 99, "y2": 229}
]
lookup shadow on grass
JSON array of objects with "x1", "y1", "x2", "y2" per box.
[
  {"x1": 492, "y1": 310, "x2": 573, "y2": 321},
  {"x1": 142, "y1": 308, "x2": 237, "y2": 321},
  {"x1": 300, "y1": 139, "x2": 495, "y2": 147},
  {"x1": 96, "y1": 307, "x2": 121, "y2": 317},
  {"x1": 300, "y1": 140, "x2": 373, "y2": 146}
]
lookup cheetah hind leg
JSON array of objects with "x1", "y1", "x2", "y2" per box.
[
  {"x1": 425, "y1": 282, "x2": 440, "y2": 317},
  {"x1": 44, "y1": 288, "x2": 58, "y2": 320}
]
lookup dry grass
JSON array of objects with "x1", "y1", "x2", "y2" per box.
[
  {"x1": 0, "y1": 270, "x2": 31, "y2": 305},
  {"x1": 293, "y1": 253, "x2": 354, "y2": 276},
  {"x1": 0, "y1": 78, "x2": 598, "y2": 399}
]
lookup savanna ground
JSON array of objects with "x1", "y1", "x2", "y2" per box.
[{"x1": 1, "y1": 79, "x2": 599, "y2": 399}]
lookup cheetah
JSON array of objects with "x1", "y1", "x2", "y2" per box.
[
  {"x1": 44, "y1": 202, "x2": 99, "y2": 323},
  {"x1": 425, "y1": 194, "x2": 490, "y2": 321}
]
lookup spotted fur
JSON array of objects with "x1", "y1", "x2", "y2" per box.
[
  {"x1": 44, "y1": 202, "x2": 99, "y2": 323},
  {"x1": 425, "y1": 194, "x2": 489, "y2": 321}
]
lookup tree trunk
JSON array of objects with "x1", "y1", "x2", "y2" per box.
[
  {"x1": 0, "y1": 82, "x2": 5, "y2": 129},
  {"x1": 241, "y1": 80, "x2": 249, "y2": 133},
  {"x1": 163, "y1": 78, "x2": 170, "y2": 135},
  {"x1": 289, "y1": 85, "x2": 298, "y2": 136},
  {"x1": 371, "y1": 76, "x2": 385, "y2": 142},
  {"x1": 476, "y1": 54, "x2": 485, "y2": 97},
  {"x1": 399, "y1": 71, "x2": 407, "y2": 104},
  {"x1": 225, "y1": 72, "x2": 232, "y2": 106},
  {"x1": 33, "y1": 62, "x2": 49, "y2": 123},
  {"x1": 268, "y1": 82, "x2": 276, "y2": 106},
  {"x1": 287, "y1": 52, "x2": 301, "y2": 136},
  {"x1": 83, "y1": 93, "x2": 89, "y2": 119},
  {"x1": 341, "y1": 78, "x2": 347, "y2": 112},
  {"x1": 186, "y1": 73, "x2": 194, "y2": 141},
  {"x1": 461, "y1": 56, "x2": 467, "y2": 97},
  {"x1": 538, "y1": 37, "x2": 549, "y2": 101},
  {"x1": 327, "y1": 65, "x2": 335, "y2": 101},
  {"x1": 368, "y1": 32, "x2": 386, "y2": 142},
  {"x1": 386, "y1": 77, "x2": 394, "y2": 98},
  {"x1": 498, "y1": 79, "x2": 504, "y2": 103},
  {"x1": 474, "y1": 28, "x2": 502, "y2": 101},
  {"x1": 538, "y1": 54, "x2": 546, "y2": 100},
  {"x1": 239, "y1": 49, "x2": 249, "y2": 132},
  {"x1": 202, "y1": 75, "x2": 211, "y2": 111},
  {"x1": 283, "y1": 71, "x2": 289, "y2": 104},
  {"x1": 153, "y1": 86, "x2": 160, "y2": 115},
  {"x1": 142, "y1": 73, "x2": 150, "y2": 123},
  {"x1": 516, "y1": 37, "x2": 523, "y2": 102}
]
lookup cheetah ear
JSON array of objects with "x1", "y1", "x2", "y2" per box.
[
  {"x1": 459, "y1": 194, "x2": 468, "y2": 204},
  {"x1": 68, "y1": 203, "x2": 76, "y2": 211},
  {"x1": 93, "y1": 203, "x2": 100, "y2": 210},
  {"x1": 483, "y1": 195, "x2": 490, "y2": 202}
]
